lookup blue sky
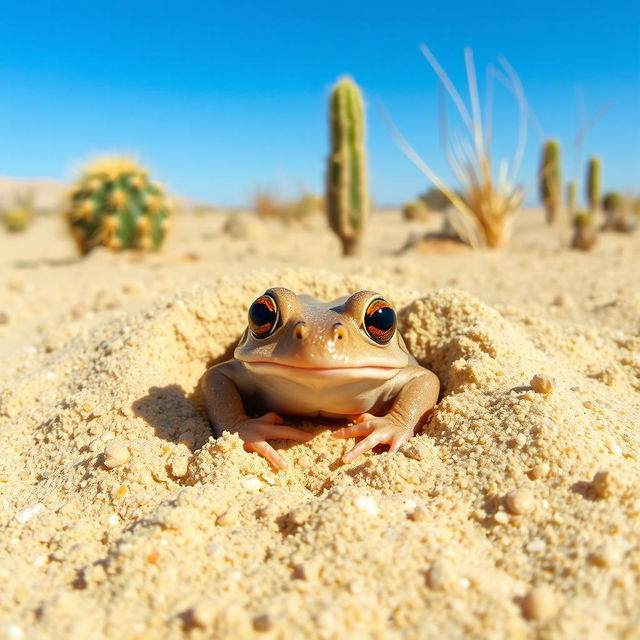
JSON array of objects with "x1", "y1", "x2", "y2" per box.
[{"x1": 0, "y1": 1, "x2": 638, "y2": 207}]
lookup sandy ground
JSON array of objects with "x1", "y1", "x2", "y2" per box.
[{"x1": 0, "y1": 209, "x2": 639, "y2": 639}]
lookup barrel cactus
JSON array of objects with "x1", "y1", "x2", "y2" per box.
[
  {"x1": 65, "y1": 157, "x2": 172, "y2": 254},
  {"x1": 326, "y1": 76, "x2": 369, "y2": 256},
  {"x1": 602, "y1": 192, "x2": 623, "y2": 214},
  {"x1": 539, "y1": 140, "x2": 562, "y2": 224},
  {"x1": 1, "y1": 207, "x2": 31, "y2": 232},
  {"x1": 571, "y1": 211, "x2": 597, "y2": 251},
  {"x1": 586, "y1": 157, "x2": 601, "y2": 213},
  {"x1": 402, "y1": 199, "x2": 428, "y2": 221}
]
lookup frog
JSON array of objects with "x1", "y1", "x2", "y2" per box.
[{"x1": 201, "y1": 287, "x2": 440, "y2": 469}]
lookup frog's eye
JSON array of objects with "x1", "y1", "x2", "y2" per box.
[
  {"x1": 364, "y1": 298, "x2": 396, "y2": 344},
  {"x1": 248, "y1": 294, "x2": 279, "y2": 339}
]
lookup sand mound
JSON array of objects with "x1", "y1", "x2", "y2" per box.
[{"x1": 1, "y1": 270, "x2": 638, "y2": 639}]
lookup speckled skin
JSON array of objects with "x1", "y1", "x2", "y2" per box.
[{"x1": 201, "y1": 288, "x2": 440, "y2": 469}]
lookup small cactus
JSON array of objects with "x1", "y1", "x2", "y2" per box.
[
  {"x1": 402, "y1": 200, "x2": 428, "y2": 221},
  {"x1": 566, "y1": 181, "x2": 577, "y2": 215},
  {"x1": 326, "y1": 76, "x2": 369, "y2": 256},
  {"x1": 602, "y1": 192, "x2": 623, "y2": 214},
  {"x1": 602, "y1": 192, "x2": 634, "y2": 232},
  {"x1": 1, "y1": 207, "x2": 31, "y2": 232},
  {"x1": 539, "y1": 140, "x2": 562, "y2": 224},
  {"x1": 586, "y1": 157, "x2": 601, "y2": 213},
  {"x1": 65, "y1": 157, "x2": 172, "y2": 254},
  {"x1": 571, "y1": 211, "x2": 597, "y2": 250}
]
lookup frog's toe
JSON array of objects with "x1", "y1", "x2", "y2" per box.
[
  {"x1": 342, "y1": 432, "x2": 385, "y2": 463},
  {"x1": 331, "y1": 423, "x2": 374, "y2": 439},
  {"x1": 354, "y1": 412, "x2": 376, "y2": 424},
  {"x1": 260, "y1": 412, "x2": 284, "y2": 425},
  {"x1": 246, "y1": 440, "x2": 288, "y2": 470},
  {"x1": 389, "y1": 431, "x2": 411, "y2": 453}
]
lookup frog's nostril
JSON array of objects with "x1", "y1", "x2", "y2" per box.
[
  {"x1": 333, "y1": 323, "x2": 346, "y2": 340},
  {"x1": 294, "y1": 322, "x2": 308, "y2": 340}
]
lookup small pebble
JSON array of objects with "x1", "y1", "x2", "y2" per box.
[
  {"x1": 529, "y1": 463, "x2": 550, "y2": 479},
  {"x1": 190, "y1": 598, "x2": 218, "y2": 628},
  {"x1": 7, "y1": 625, "x2": 24, "y2": 640},
  {"x1": 505, "y1": 488, "x2": 535, "y2": 515},
  {"x1": 103, "y1": 440, "x2": 130, "y2": 468},
  {"x1": 354, "y1": 495, "x2": 379, "y2": 516},
  {"x1": 216, "y1": 505, "x2": 239, "y2": 527},
  {"x1": 399, "y1": 498, "x2": 417, "y2": 511},
  {"x1": 494, "y1": 511, "x2": 509, "y2": 525},
  {"x1": 592, "y1": 470, "x2": 615, "y2": 499},
  {"x1": 171, "y1": 456, "x2": 189, "y2": 478},
  {"x1": 293, "y1": 560, "x2": 321, "y2": 581},
  {"x1": 240, "y1": 475, "x2": 263, "y2": 493},
  {"x1": 552, "y1": 293, "x2": 573, "y2": 308},
  {"x1": 402, "y1": 441, "x2": 432, "y2": 461},
  {"x1": 15, "y1": 503, "x2": 45, "y2": 524},
  {"x1": 410, "y1": 506, "x2": 428, "y2": 522},
  {"x1": 426, "y1": 563, "x2": 450, "y2": 590},
  {"x1": 515, "y1": 433, "x2": 527, "y2": 447},
  {"x1": 521, "y1": 585, "x2": 560, "y2": 621},
  {"x1": 526, "y1": 539, "x2": 546, "y2": 553},
  {"x1": 530, "y1": 374, "x2": 555, "y2": 394},
  {"x1": 253, "y1": 613, "x2": 273, "y2": 632},
  {"x1": 589, "y1": 543, "x2": 622, "y2": 568}
]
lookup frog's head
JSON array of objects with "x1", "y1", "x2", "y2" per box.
[{"x1": 234, "y1": 287, "x2": 411, "y2": 382}]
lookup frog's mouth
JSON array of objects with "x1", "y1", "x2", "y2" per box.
[{"x1": 243, "y1": 361, "x2": 400, "y2": 380}]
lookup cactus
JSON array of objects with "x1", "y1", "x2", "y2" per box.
[
  {"x1": 326, "y1": 76, "x2": 369, "y2": 256},
  {"x1": 402, "y1": 200, "x2": 428, "y2": 221},
  {"x1": 65, "y1": 157, "x2": 171, "y2": 254},
  {"x1": 566, "y1": 181, "x2": 577, "y2": 215},
  {"x1": 602, "y1": 192, "x2": 623, "y2": 214},
  {"x1": 586, "y1": 156, "x2": 601, "y2": 213},
  {"x1": 1, "y1": 207, "x2": 31, "y2": 232},
  {"x1": 571, "y1": 211, "x2": 597, "y2": 251},
  {"x1": 539, "y1": 140, "x2": 562, "y2": 224}
]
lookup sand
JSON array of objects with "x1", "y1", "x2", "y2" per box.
[{"x1": 0, "y1": 209, "x2": 639, "y2": 639}]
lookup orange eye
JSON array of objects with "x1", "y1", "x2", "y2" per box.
[
  {"x1": 248, "y1": 294, "x2": 279, "y2": 339},
  {"x1": 364, "y1": 298, "x2": 396, "y2": 344}
]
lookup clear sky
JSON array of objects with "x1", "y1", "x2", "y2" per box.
[{"x1": 0, "y1": 0, "x2": 638, "y2": 207}]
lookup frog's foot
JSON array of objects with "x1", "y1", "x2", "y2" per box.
[
  {"x1": 331, "y1": 412, "x2": 412, "y2": 463},
  {"x1": 233, "y1": 412, "x2": 313, "y2": 470}
]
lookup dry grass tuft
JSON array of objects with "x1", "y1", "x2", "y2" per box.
[
  {"x1": 253, "y1": 190, "x2": 323, "y2": 223},
  {"x1": 385, "y1": 46, "x2": 528, "y2": 248}
]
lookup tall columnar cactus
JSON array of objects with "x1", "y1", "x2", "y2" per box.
[
  {"x1": 566, "y1": 181, "x2": 577, "y2": 215},
  {"x1": 586, "y1": 156, "x2": 601, "y2": 213},
  {"x1": 539, "y1": 140, "x2": 562, "y2": 224},
  {"x1": 326, "y1": 76, "x2": 369, "y2": 256},
  {"x1": 65, "y1": 157, "x2": 172, "y2": 254}
]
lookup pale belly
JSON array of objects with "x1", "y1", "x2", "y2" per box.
[{"x1": 243, "y1": 363, "x2": 403, "y2": 417}]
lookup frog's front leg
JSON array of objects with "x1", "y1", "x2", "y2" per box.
[
  {"x1": 331, "y1": 368, "x2": 440, "y2": 463},
  {"x1": 201, "y1": 361, "x2": 313, "y2": 470}
]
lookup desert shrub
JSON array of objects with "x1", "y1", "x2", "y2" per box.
[
  {"x1": 253, "y1": 191, "x2": 322, "y2": 223},
  {"x1": 385, "y1": 46, "x2": 527, "y2": 248},
  {"x1": 402, "y1": 200, "x2": 429, "y2": 221}
]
